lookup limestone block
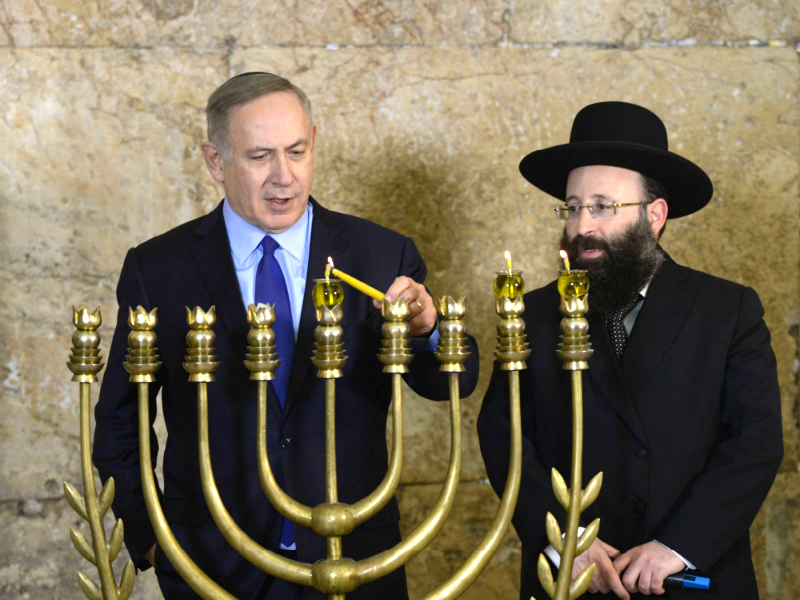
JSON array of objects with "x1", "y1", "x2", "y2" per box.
[
  {"x1": 0, "y1": 497, "x2": 160, "y2": 599},
  {"x1": 233, "y1": 45, "x2": 800, "y2": 475},
  {"x1": 1, "y1": 1, "x2": 798, "y2": 49},
  {"x1": 396, "y1": 482, "x2": 521, "y2": 599},
  {"x1": 751, "y1": 472, "x2": 800, "y2": 599},
  {"x1": 0, "y1": 48, "x2": 222, "y2": 498}
]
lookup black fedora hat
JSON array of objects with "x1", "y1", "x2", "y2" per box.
[{"x1": 519, "y1": 101, "x2": 713, "y2": 219}]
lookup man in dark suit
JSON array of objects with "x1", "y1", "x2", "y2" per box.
[
  {"x1": 93, "y1": 72, "x2": 478, "y2": 600},
  {"x1": 478, "y1": 102, "x2": 783, "y2": 599}
]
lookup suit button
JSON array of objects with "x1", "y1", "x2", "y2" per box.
[
  {"x1": 635, "y1": 448, "x2": 649, "y2": 459},
  {"x1": 280, "y1": 438, "x2": 292, "y2": 449}
]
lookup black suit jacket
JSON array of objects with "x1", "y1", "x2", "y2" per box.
[
  {"x1": 478, "y1": 255, "x2": 782, "y2": 600},
  {"x1": 93, "y1": 198, "x2": 479, "y2": 599}
]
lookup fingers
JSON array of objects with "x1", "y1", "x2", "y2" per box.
[
  {"x1": 379, "y1": 277, "x2": 436, "y2": 336},
  {"x1": 599, "y1": 539, "x2": 622, "y2": 560},
  {"x1": 620, "y1": 552, "x2": 642, "y2": 596},
  {"x1": 612, "y1": 550, "x2": 632, "y2": 574}
]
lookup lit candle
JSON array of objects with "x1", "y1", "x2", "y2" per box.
[
  {"x1": 559, "y1": 250, "x2": 571, "y2": 272},
  {"x1": 329, "y1": 260, "x2": 385, "y2": 302},
  {"x1": 505, "y1": 250, "x2": 513, "y2": 273},
  {"x1": 325, "y1": 257, "x2": 333, "y2": 279}
]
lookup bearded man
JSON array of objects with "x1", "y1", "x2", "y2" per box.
[{"x1": 478, "y1": 102, "x2": 783, "y2": 599}]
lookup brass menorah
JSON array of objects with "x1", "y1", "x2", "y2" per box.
[{"x1": 64, "y1": 268, "x2": 600, "y2": 600}]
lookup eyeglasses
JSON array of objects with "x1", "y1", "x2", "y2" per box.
[{"x1": 554, "y1": 202, "x2": 648, "y2": 221}]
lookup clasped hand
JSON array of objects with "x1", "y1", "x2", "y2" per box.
[
  {"x1": 572, "y1": 539, "x2": 685, "y2": 598},
  {"x1": 376, "y1": 276, "x2": 437, "y2": 337}
]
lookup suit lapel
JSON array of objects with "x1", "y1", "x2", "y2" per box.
[
  {"x1": 190, "y1": 202, "x2": 250, "y2": 364},
  {"x1": 586, "y1": 312, "x2": 647, "y2": 445},
  {"x1": 283, "y1": 199, "x2": 351, "y2": 418},
  {"x1": 620, "y1": 256, "x2": 697, "y2": 402}
]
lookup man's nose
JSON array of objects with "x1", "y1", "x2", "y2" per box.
[
  {"x1": 268, "y1": 153, "x2": 294, "y2": 187},
  {"x1": 574, "y1": 207, "x2": 596, "y2": 236}
]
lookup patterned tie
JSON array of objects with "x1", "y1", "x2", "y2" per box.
[
  {"x1": 254, "y1": 236, "x2": 296, "y2": 548},
  {"x1": 605, "y1": 295, "x2": 641, "y2": 361}
]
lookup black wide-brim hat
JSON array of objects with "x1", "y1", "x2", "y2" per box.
[{"x1": 519, "y1": 101, "x2": 713, "y2": 219}]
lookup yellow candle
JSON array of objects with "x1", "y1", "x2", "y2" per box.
[
  {"x1": 331, "y1": 268, "x2": 385, "y2": 302},
  {"x1": 325, "y1": 257, "x2": 333, "y2": 279},
  {"x1": 559, "y1": 250, "x2": 571, "y2": 272},
  {"x1": 505, "y1": 250, "x2": 512, "y2": 272}
]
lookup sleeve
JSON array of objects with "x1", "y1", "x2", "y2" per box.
[
  {"x1": 651, "y1": 286, "x2": 784, "y2": 571},
  {"x1": 92, "y1": 248, "x2": 163, "y2": 571},
  {"x1": 398, "y1": 236, "x2": 480, "y2": 400},
  {"x1": 478, "y1": 360, "x2": 565, "y2": 554}
]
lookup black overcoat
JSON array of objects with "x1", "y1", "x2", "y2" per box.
[
  {"x1": 478, "y1": 255, "x2": 782, "y2": 599},
  {"x1": 93, "y1": 198, "x2": 479, "y2": 599}
]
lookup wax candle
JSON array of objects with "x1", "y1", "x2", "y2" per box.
[
  {"x1": 329, "y1": 265, "x2": 385, "y2": 302},
  {"x1": 559, "y1": 249, "x2": 571, "y2": 272},
  {"x1": 505, "y1": 250, "x2": 513, "y2": 273}
]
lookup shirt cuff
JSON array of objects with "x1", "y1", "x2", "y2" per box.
[
  {"x1": 654, "y1": 540, "x2": 696, "y2": 570},
  {"x1": 409, "y1": 324, "x2": 440, "y2": 352},
  {"x1": 544, "y1": 526, "x2": 586, "y2": 569}
]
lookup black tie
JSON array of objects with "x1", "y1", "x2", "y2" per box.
[{"x1": 605, "y1": 296, "x2": 641, "y2": 361}]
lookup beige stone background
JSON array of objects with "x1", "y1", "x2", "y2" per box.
[{"x1": 1, "y1": 1, "x2": 799, "y2": 599}]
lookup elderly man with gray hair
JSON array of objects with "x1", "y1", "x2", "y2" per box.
[{"x1": 93, "y1": 72, "x2": 479, "y2": 600}]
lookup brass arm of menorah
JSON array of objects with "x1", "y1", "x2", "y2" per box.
[
  {"x1": 533, "y1": 270, "x2": 603, "y2": 600},
  {"x1": 64, "y1": 267, "x2": 600, "y2": 600}
]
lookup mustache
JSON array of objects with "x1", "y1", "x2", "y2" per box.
[{"x1": 562, "y1": 235, "x2": 612, "y2": 258}]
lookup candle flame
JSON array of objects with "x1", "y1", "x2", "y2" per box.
[
  {"x1": 559, "y1": 250, "x2": 571, "y2": 272},
  {"x1": 504, "y1": 250, "x2": 511, "y2": 260},
  {"x1": 328, "y1": 256, "x2": 334, "y2": 267},
  {"x1": 325, "y1": 256, "x2": 334, "y2": 279}
]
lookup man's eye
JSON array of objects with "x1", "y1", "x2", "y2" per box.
[
  {"x1": 567, "y1": 205, "x2": 581, "y2": 213},
  {"x1": 290, "y1": 150, "x2": 305, "y2": 158},
  {"x1": 252, "y1": 154, "x2": 267, "y2": 160},
  {"x1": 595, "y1": 203, "x2": 611, "y2": 212}
]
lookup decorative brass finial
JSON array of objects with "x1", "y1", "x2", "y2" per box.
[
  {"x1": 435, "y1": 295, "x2": 471, "y2": 372},
  {"x1": 494, "y1": 271, "x2": 531, "y2": 371},
  {"x1": 555, "y1": 270, "x2": 593, "y2": 371},
  {"x1": 378, "y1": 297, "x2": 414, "y2": 374},
  {"x1": 244, "y1": 303, "x2": 281, "y2": 381},
  {"x1": 124, "y1": 306, "x2": 161, "y2": 383},
  {"x1": 183, "y1": 306, "x2": 220, "y2": 383},
  {"x1": 67, "y1": 306, "x2": 105, "y2": 383},
  {"x1": 311, "y1": 279, "x2": 348, "y2": 378}
]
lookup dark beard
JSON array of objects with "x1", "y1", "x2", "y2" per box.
[{"x1": 559, "y1": 212, "x2": 664, "y2": 315}]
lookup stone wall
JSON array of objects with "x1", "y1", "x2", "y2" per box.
[{"x1": 1, "y1": 2, "x2": 798, "y2": 598}]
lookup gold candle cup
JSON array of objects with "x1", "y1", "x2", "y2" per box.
[
  {"x1": 312, "y1": 279, "x2": 345, "y2": 309},
  {"x1": 557, "y1": 270, "x2": 590, "y2": 299},
  {"x1": 493, "y1": 270, "x2": 525, "y2": 301}
]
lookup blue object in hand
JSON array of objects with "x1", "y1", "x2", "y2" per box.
[{"x1": 664, "y1": 573, "x2": 711, "y2": 590}]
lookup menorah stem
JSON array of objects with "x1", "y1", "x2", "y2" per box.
[
  {"x1": 419, "y1": 370, "x2": 522, "y2": 600},
  {"x1": 197, "y1": 382, "x2": 314, "y2": 585},
  {"x1": 80, "y1": 382, "x2": 119, "y2": 600},
  {"x1": 357, "y1": 373, "x2": 463, "y2": 585},
  {"x1": 553, "y1": 371, "x2": 585, "y2": 600},
  {"x1": 325, "y1": 377, "x2": 343, "y2": 562},
  {"x1": 256, "y1": 381, "x2": 314, "y2": 526},
  {"x1": 138, "y1": 382, "x2": 238, "y2": 600},
  {"x1": 349, "y1": 373, "x2": 404, "y2": 525}
]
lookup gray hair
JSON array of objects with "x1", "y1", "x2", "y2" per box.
[{"x1": 206, "y1": 72, "x2": 313, "y2": 160}]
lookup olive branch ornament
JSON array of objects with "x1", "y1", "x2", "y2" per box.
[{"x1": 65, "y1": 306, "x2": 135, "y2": 600}]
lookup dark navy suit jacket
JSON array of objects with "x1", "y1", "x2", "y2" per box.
[
  {"x1": 93, "y1": 198, "x2": 479, "y2": 599},
  {"x1": 478, "y1": 255, "x2": 783, "y2": 600}
]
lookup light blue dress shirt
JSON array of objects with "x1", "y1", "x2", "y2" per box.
[{"x1": 223, "y1": 199, "x2": 312, "y2": 338}]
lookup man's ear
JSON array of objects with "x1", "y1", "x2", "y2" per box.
[
  {"x1": 201, "y1": 141, "x2": 225, "y2": 183},
  {"x1": 648, "y1": 198, "x2": 668, "y2": 237}
]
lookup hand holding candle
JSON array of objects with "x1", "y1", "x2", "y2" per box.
[{"x1": 326, "y1": 258, "x2": 436, "y2": 336}]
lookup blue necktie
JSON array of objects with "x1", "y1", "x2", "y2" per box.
[{"x1": 254, "y1": 236, "x2": 295, "y2": 548}]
